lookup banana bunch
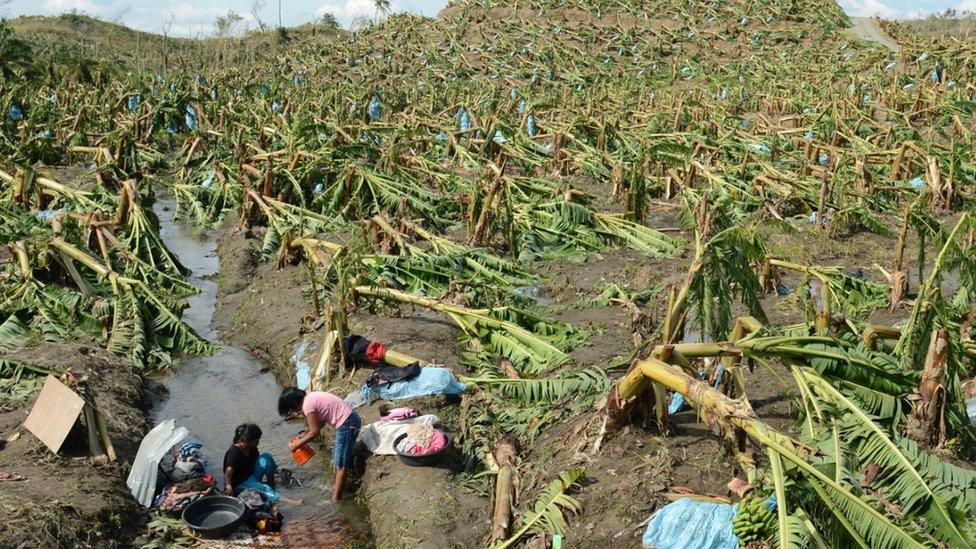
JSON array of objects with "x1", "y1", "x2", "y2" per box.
[{"x1": 732, "y1": 497, "x2": 776, "y2": 545}]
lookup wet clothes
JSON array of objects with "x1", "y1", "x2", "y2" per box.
[
  {"x1": 237, "y1": 453, "x2": 281, "y2": 503},
  {"x1": 224, "y1": 446, "x2": 256, "y2": 489},
  {"x1": 365, "y1": 363, "x2": 421, "y2": 388}
]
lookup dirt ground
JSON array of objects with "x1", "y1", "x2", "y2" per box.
[{"x1": 0, "y1": 342, "x2": 148, "y2": 548}]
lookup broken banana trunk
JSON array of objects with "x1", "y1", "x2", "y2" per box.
[
  {"x1": 904, "y1": 329, "x2": 949, "y2": 449},
  {"x1": 488, "y1": 438, "x2": 519, "y2": 544}
]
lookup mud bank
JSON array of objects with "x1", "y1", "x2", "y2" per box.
[
  {"x1": 213, "y1": 220, "x2": 490, "y2": 547},
  {"x1": 0, "y1": 342, "x2": 148, "y2": 548}
]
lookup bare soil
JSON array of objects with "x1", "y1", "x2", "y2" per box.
[{"x1": 0, "y1": 342, "x2": 148, "y2": 548}]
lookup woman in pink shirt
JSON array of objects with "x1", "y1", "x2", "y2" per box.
[{"x1": 279, "y1": 388, "x2": 361, "y2": 500}]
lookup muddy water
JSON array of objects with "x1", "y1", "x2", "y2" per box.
[{"x1": 148, "y1": 196, "x2": 369, "y2": 541}]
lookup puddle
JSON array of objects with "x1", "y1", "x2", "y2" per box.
[{"x1": 147, "y1": 194, "x2": 371, "y2": 543}]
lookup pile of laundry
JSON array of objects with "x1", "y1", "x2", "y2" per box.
[
  {"x1": 394, "y1": 422, "x2": 448, "y2": 457},
  {"x1": 360, "y1": 405, "x2": 449, "y2": 459},
  {"x1": 152, "y1": 442, "x2": 215, "y2": 512},
  {"x1": 238, "y1": 488, "x2": 284, "y2": 535}
]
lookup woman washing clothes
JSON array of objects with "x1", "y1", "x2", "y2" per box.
[
  {"x1": 223, "y1": 423, "x2": 301, "y2": 505},
  {"x1": 278, "y1": 388, "x2": 361, "y2": 501}
]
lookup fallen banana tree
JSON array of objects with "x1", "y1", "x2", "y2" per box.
[
  {"x1": 353, "y1": 285, "x2": 584, "y2": 375},
  {"x1": 623, "y1": 353, "x2": 976, "y2": 547},
  {"x1": 1, "y1": 169, "x2": 216, "y2": 369}
]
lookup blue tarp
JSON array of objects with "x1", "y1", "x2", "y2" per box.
[
  {"x1": 361, "y1": 366, "x2": 466, "y2": 405},
  {"x1": 642, "y1": 498, "x2": 738, "y2": 549}
]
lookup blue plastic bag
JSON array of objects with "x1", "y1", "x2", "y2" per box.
[
  {"x1": 184, "y1": 105, "x2": 197, "y2": 131},
  {"x1": 127, "y1": 95, "x2": 141, "y2": 112},
  {"x1": 8, "y1": 105, "x2": 23, "y2": 121},
  {"x1": 747, "y1": 143, "x2": 770, "y2": 154},
  {"x1": 642, "y1": 498, "x2": 738, "y2": 549},
  {"x1": 527, "y1": 114, "x2": 537, "y2": 137},
  {"x1": 368, "y1": 95, "x2": 382, "y2": 121}
]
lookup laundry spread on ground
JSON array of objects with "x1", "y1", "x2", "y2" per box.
[
  {"x1": 361, "y1": 413, "x2": 439, "y2": 455},
  {"x1": 356, "y1": 366, "x2": 467, "y2": 406},
  {"x1": 395, "y1": 427, "x2": 448, "y2": 457}
]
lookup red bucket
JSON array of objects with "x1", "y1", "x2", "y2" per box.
[{"x1": 291, "y1": 438, "x2": 315, "y2": 466}]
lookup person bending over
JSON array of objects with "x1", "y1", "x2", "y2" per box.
[
  {"x1": 279, "y1": 388, "x2": 361, "y2": 501},
  {"x1": 223, "y1": 423, "x2": 300, "y2": 505}
]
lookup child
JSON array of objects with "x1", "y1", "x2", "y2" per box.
[
  {"x1": 223, "y1": 423, "x2": 300, "y2": 505},
  {"x1": 279, "y1": 388, "x2": 361, "y2": 501}
]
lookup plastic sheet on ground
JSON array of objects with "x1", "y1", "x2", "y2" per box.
[
  {"x1": 127, "y1": 419, "x2": 191, "y2": 507},
  {"x1": 360, "y1": 414, "x2": 439, "y2": 455},
  {"x1": 360, "y1": 366, "x2": 466, "y2": 405},
  {"x1": 290, "y1": 338, "x2": 317, "y2": 391},
  {"x1": 642, "y1": 497, "x2": 738, "y2": 549}
]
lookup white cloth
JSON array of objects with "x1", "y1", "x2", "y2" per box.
[{"x1": 360, "y1": 414, "x2": 438, "y2": 455}]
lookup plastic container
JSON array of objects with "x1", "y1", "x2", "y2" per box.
[{"x1": 290, "y1": 437, "x2": 315, "y2": 466}]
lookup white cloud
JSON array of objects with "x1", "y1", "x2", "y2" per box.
[
  {"x1": 315, "y1": 0, "x2": 377, "y2": 23},
  {"x1": 839, "y1": 0, "x2": 901, "y2": 17},
  {"x1": 42, "y1": 0, "x2": 104, "y2": 13},
  {"x1": 838, "y1": 0, "x2": 931, "y2": 18},
  {"x1": 957, "y1": 0, "x2": 976, "y2": 12}
]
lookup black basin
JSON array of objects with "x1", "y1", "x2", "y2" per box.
[{"x1": 181, "y1": 495, "x2": 246, "y2": 539}]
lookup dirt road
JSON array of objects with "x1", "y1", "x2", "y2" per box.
[{"x1": 849, "y1": 17, "x2": 900, "y2": 51}]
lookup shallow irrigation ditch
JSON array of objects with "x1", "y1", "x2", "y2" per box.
[
  {"x1": 148, "y1": 195, "x2": 373, "y2": 544},
  {"x1": 3, "y1": 2, "x2": 976, "y2": 548}
]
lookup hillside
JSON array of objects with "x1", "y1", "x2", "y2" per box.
[{"x1": 3, "y1": 14, "x2": 343, "y2": 76}]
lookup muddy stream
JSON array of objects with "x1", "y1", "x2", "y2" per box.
[{"x1": 148, "y1": 195, "x2": 371, "y2": 544}]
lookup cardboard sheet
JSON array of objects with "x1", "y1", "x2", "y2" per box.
[{"x1": 23, "y1": 375, "x2": 85, "y2": 453}]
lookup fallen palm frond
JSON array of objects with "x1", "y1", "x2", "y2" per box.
[
  {"x1": 463, "y1": 365, "x2": 609, "y2": 403},
  {"x1": 493, "y1": 467, "x2": 585, "y2": 549},
  {"x1": 0, "y1": 358, "x2": 55, "y2": 402},
  {"x1": 354, "y1": 286, "x2": 582, "y2": 375},
  {"x1": 770, "y1": 259, "x2": 890, "y2": 319}
]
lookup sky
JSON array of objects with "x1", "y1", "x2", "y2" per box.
[{"x1": 2, "y1": 0, "x2": 974, "y2": 38}]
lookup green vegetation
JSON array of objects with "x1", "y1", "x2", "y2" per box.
[{"x1": 1, "y1": 0, "x2": 976, "y2": 545}]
